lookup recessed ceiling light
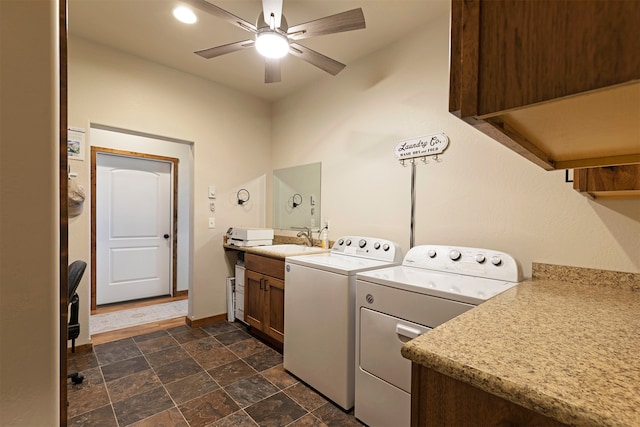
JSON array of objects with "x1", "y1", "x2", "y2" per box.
[{"x1": 173, "y1": 6, "x2": 197, "y2": 24}]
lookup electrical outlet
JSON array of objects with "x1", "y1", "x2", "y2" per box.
[{"x1": 208, "y1": 217, "x2": 215, "y2": 229}]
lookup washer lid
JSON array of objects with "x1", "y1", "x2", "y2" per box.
[
  {"x1": 357, "y1": 265, "x2": 519, "y2": 305},
  {"x1": 286, "y1": 252, "x2": 400, "y2": 275}
]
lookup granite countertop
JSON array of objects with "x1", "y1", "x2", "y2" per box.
[
  {"x1": 401, "y1": 263, "x2": 640, "y2": 427},
  {"x1": 223, "y1": 235, "x2": 330, "y2": 260}
]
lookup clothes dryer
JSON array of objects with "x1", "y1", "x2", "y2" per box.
[{"x1": 355, "y1": 245, "x2": 522, "y2": 427}]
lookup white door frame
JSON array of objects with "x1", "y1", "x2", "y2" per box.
[{"x1": 91, "y1": 146, "x2": 179, "y2": 309}]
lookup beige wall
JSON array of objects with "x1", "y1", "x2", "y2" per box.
[
  {"x1": 68, "y1": 37, "x2": 272, "y2": 345},
  {"x1": 0, "y1": 0, "x2": 60, "y2": 425},
  {"x1": 272, "y1": 7, "x2": 640, "y2": 276}
]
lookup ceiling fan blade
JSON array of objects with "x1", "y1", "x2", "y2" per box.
[
  {"x1": 288, "y1": 8, "x2": 365, "y2": 41},
  {"x1": 195, "y1": 40, "x2": 255, "y2": 59},
  {"x1": 265, "y1": 57, "x2": 282, "y2": 83},
  {"x1": 262, "y1": 0, "x2": 283, "y2": 29},
  {"x1": 289, "y1": 43, "x2": 346, "y2": 76},
  {"x1": 183, "y1": 0, "x2": 257, "y2": 33}
]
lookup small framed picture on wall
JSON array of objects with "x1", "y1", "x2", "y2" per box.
[{"x1": 68, "y1": 127, "x2": 85, "y2": 161}]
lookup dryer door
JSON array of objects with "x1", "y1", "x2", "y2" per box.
[{"x1": 359, "y1": 308, "x2": 430, "y2": 392}]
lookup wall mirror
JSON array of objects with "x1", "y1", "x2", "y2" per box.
[{"x1": 273, "y1": 162, "x2": 321, "y2": 230}]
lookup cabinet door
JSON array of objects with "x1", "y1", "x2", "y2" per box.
[
  {"x1": 264, "y1": 276, "x2": 285, "y2": 343},
  {"x1": 245, "y1": 269, "x2": 265, "y2": 331}
]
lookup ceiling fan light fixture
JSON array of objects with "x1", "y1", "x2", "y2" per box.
[
  {"x1": 173, "y1": 6, "x2": 197, "y2": 24},
  {"x1": 255, "y1": 31, "x2": 289, "y2": 59}
]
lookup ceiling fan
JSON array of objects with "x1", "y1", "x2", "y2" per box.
[{"x1": 184, "y1": 0, "x2": 366, "y2": 83}]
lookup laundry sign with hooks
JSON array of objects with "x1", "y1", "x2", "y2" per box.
[
  {"x1": 393, "y1": 132, "x2": 450, "y2": 248},
  {"x1": 393, "y1": 132, "x2": 449, "y2": 164}
]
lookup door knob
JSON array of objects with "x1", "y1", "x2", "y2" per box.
[{"x1": 164, "y1": 234, "x2": 170, "y2": 239}]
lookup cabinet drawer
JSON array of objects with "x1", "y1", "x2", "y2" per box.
[{"x1": 245, "y1": 253, "x2": 285, "y2": 280}]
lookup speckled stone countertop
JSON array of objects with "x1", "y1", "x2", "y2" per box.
[
  {"x1": 223, "y1": 235, "x2": 330, "y2": 260},
  {"x1": 401, "y1": 263, "x2": 640, "y2": 427}
]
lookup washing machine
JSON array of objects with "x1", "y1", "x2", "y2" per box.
[
  {"x1": 355, "y1": 245, "x2": 522, "y2": 427},
  {"x1": 284, "y1": 236, "x2": 403, "y2": 410}
]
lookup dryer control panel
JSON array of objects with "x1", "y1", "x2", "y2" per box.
[
  {"x1": 332, "y1": 236, "x2": 403, "y2": 263},
  {"x1": 402, "y1": 245, "x2": 522, "y2": 282}
]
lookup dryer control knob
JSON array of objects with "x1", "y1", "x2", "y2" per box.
[
  {"x1": 427, "y1": 249, "x2": 437, "y2": 258},
  {"x1": 383, "y1": 244, "x2": 390, "y2": 251},
  {"x1": 449, "y1": 250, "x2": 461, "y2": 261},
  {"x1": 374, "y1": 242, "x2": 381, "y2": 250},
  {"x1": 346, "y1": 239, "x2": 352, "y2": 246},
  {"x1": 337, "y1": 239, "x2": 344, "y2": 246},
  {"x1": 476, "y1": 254, "x2": 486, "y2": 263},
  {"x1": 359, "y1": 239, "x2": 367, "y2": 248},
  {"x1": 491, "y1": 256, "x2": 502, "y2": 266}
]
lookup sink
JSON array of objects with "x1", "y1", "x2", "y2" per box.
[{"x1": 253, "y1": 244, "x2": 327, "y2": 255}]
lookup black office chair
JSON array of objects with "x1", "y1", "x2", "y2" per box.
[{"x1": 68, "y1": 260, "x2": 86, "y2": 385}]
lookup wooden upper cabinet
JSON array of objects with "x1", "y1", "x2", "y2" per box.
[
  {"x1": 449, "y1": 0, "x2": 640, "y2": 170},
  {"x1": 573, "y1": 164, "x2": 640, "y2": 199}
]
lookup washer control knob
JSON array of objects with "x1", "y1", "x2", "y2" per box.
[
  {"x1": 475, "y1": 254, "x2": 486, "y2": 264},
  {"x1": 449, "y1": 250, "x2": 461, "y2": 261},
  {"x1": 374, "y1": 242, "x2": 381, "y2": 250},
  {"x1": 491, "y1": 256, "x2": 502, "y2": 266},
  {"x1": 346, "y1": 239, "x2": 352, "y2": 246},
  {"x1": 383, "y1": 243, "x2": 390, "y2": 251},
  {"x1": 337, "y1": 239, "x2": 344, "y2": 246},
  {"x1": 427, "y1": 249, "x2": 437, "y2": 258},
  {"x1": 359, "y1": 239, "x2": 367, "y2": 248}
]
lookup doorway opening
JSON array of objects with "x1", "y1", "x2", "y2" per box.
[
  {"x1": 90, "y1": 146, "x2": 187, "y2": 338},
  {"x1": 87, "y1": 124, "x2": 194, "y2": 337}
]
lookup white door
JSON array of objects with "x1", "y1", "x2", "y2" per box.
[{"x1": 96, "y1": 153, "x2": 172, "y2": 305}]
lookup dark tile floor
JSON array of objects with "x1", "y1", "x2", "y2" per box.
[{"x1": 68, "y1": 321, "x2": 364, "y2": 427}]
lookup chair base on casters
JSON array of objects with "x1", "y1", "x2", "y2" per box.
[{"x1": 68, "y1": 371, "x2": 84, "y2": 385}]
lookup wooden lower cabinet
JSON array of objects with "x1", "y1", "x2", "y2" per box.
[
  {"x1": 244, "y1": 254, "x2": 285, "y2": 344},
  {"x1": 411, "y1": 364, "x2": 568, "y2": 427}
]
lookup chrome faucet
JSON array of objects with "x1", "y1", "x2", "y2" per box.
[{"x1": 296, "y1": 227, "x2": 314, "y2": 247}]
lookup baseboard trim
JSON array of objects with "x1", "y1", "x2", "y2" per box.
[{"x1": 186, "y1": 313, "x2": 228, "y2": 328}]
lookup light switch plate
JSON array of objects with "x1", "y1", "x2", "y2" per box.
[
  {"x1": 208, "y1": 185, "x2": 216, "y2": 199},
  {"x1": 208, "y1": 217, "x2": 215, "y2": 228}
]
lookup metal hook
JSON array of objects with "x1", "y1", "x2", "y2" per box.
[
  {"x1": 421, "y1": 156, "x2": 429, "y2": 164},
  {"x1": 433, "y1": 154, "x2": 442, "y2": 163},
  {"x1": 237, "y1": 188, "x2": 250, "y2": 205},
  {"x1": 400, "y1": 159, "x2": 406, "y2": 167}
]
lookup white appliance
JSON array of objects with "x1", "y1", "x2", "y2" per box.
[
  {"x1": 227, "y1": 227, "x2": 274, "y2": 247},
  {"x1": 234, "y1": 261, "x2": 246, "y2": 323},
  {"x1": 355, "y1": 245, "x2": 522, "y2": 427},
  {"x1": 284, "y1": 236, "x2": 403, "y2": 410}
]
